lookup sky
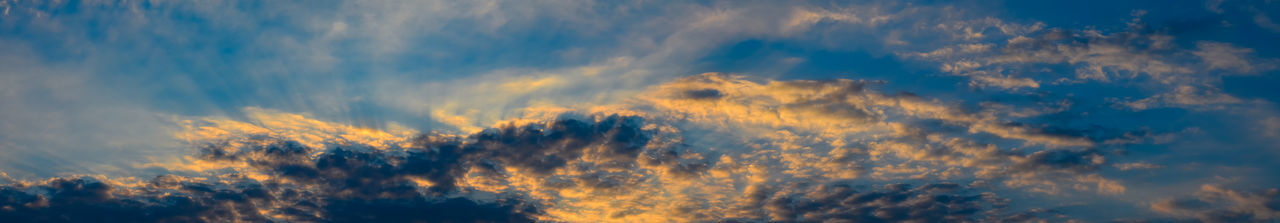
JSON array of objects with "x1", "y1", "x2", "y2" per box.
[{"x1": 1, "y1": 0, "x2": 1279, "y2": 222}]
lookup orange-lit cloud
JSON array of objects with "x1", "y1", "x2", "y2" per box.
[{"x1": 108, "y1": 73, "x2": 1146, "y2": 222}]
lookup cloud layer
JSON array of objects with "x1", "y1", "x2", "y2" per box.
[{"x1": 2, "y1": 0, "x2": 1280, "y2": 222}]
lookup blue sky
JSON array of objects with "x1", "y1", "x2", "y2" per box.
[{"x1": 1, "y1": 0, "x2": 1279, "y2": 222}]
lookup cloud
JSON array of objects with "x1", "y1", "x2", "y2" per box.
[
  {"x1": 1109, "y1": 85, "x2": 1250, "y2": 111},
  {"x1": 1151, "y1": 185, "x2": 1280, "y2": 222},
  {"x1": 1113, "y1": 162, "x2": 1165, "y2": 171},
  {"x1": 2, "y1": 0, "x2": 1279, "y2": 222},
  {"x1": 1254, "y1": 11, "x2": 1280, "y2": 33},
  {"x1": 623, "y1": 73, "x2": 1130, "y2": 195},
  {"x1": 164, "y1": 113, "x2": 692, "y2": 222},
  {"x1": 737, "y1": 183, "x2": 998, "y2": 222},
  {"x1": 1263, "y1": 117, "x2": 1280, "y2": 138},
  {"x1": 0, "y1": 177, "x2": 274, "y2": 222},
  {"x1": 5, "y1": 127, "x2": 556, "y2": 222},
  {"x1": 916, "y1": 27, "x2": 1191, "y2": 88},
  {"x1": 125, "y1": 106, "x2": 1110, "y2": 222},
  {"x1": 176, "y1": 107, "x2": 419, "y2": 150},
  {"x1": 0, "y1": 175, "x2": 537, "y2": 223},
  {"x1": 1193, "y1": 42, "x2": 1276, "y2": 74},
  {"x1": 908, "y1": 18, "x2": 1277, "y2": 114},
  {"x1": 642, "y1": 73, "x2": 1094, "y2": 147}
]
